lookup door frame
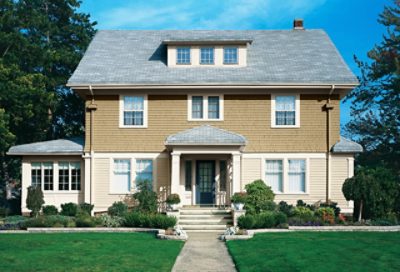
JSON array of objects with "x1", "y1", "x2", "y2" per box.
[{"x1": 195, "y1": 160, "x2": 215, "y2": 205}]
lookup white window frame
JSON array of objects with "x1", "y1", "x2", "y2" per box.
[
  {"x1": 200, "y1": 47, "x2": 215, "y2": 65},
  {"x1": 223, "y1": 47, "x2": 238, "y2": 64},
  {"x1": 58, "y1": 161, "x2": 81, "y2": 192},
  {"x1": 271, "y1": 94, "x2": 300, "y2": 128},
  {"x1": 187, "y1": 94, "x2": 224, "y2": 121},
  {"x1": 265, "y1": 159, "x2": 284, "y2": 193},
  {"x1": 119, "y1": 95, "x2": 148, "y2": 128},
  {"x1": 261, "y1": 156, "x2": 309, "y2": 195},
  {"x1": 134, "y1": 159, "x2": 154, "y2": 188},
  {"x1": 110, "y1": 158, "x2": 132, "y2": 194},
  {"x1": 176, "y1": 47, "x2": 191, "y2": 65}
]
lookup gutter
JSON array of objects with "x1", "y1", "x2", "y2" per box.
[
  {"x1": 86, "y1": 85, "x2": 97, "y2": 207},
  {"x1": 324, "y1": 85, "x2": 335, "y2": 203}
]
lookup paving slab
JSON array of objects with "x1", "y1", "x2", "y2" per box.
[{"x1": 172, "y1": 232, "x2": 236, "y2": 272}]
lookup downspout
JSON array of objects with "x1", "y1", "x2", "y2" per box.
[
  {"x1": 324, "y1": 85, "x2": 335, "y2": 203},
  {"x1": 86, "y1": 85, "x2": 97, "y2": 205}
]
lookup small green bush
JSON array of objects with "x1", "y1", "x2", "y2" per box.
[
  {"x1": 79, "y1": 203, "x2": 94, "y2": 215},
  {"x1": 166, "y1": 194, "x2": 180, "y2": 205},
  {"x1": 237, "y1": 215, "x2": 255, "y2": 229},
  {"x1": 133, "y1": 181, "x2": 158, "y2": 214},
  {"x1": 254, "y1": 212, "x2": 276, "y2": 228},
  {"x1": 98, "y1": 214, "x2": 124, "y2": 227},
  {"x1": 25, "y1": 215, "x2": 75, "y2": 228},
  {"x1": 278, "y1": 201, "x2": 295, "y2": 217},
  {"x1": 108, "y1": 201, "x2": 128, "y2": 217},
  {"x1": 42, "y1": 205, "x2": 58, "y2": 216},
  {"x1": 75, "y1": 215, "x2": 96, "y2": 227},
  {"x1": 124, "y1": 212, "x2": 176, "y2": 229},
  {"x1": 293, "y1": 206, "x2": 314, "y2": 221},
  {"x1": 26, "y1": 186, "x2": 44, "y2": 217},
  {"x1": 60, "y1": 202, "x2": 78, "y2": 216},
  {"x1": 244, "y1": 180, "x2": 275, "y2": 214},
  {"x1": 274, "y1": 211, "x2": 288, "y2": 225},
  {"x1": 231, "y1": 192, "x2": 248, "y2": 203}
]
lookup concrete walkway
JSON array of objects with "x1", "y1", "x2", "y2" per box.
[{"x1": 172, "y1": 232, "x2": 237, "y2": 272}]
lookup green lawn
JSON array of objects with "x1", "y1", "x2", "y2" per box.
[
  {"x1": 227, "y1": 232, "x2": 400, "y2": 272},
  {"x1": 0, "y1": 232, "x2": 183, "y2": 272}
]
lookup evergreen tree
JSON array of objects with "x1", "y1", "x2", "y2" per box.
[{"x1": 345, "y1": 1, "x2": 400, "y2": 174}]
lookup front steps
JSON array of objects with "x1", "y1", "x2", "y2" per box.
[{"x1": 178, "y1": 207, "x2": 232, "y2": 232}]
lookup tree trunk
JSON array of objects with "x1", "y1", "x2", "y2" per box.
[{"x1": 358, "y1": 200, "x2": 363, "y2": 222}]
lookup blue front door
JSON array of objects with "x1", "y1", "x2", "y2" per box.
[{"x1": 196, "y1": 161, "x2": 215, "y2": 205}]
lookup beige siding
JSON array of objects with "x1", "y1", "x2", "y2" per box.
[
  {"x1": 85, "y1": 93, "x2": 340, "y2": 153},
  {"x1": 331, "y1": 155, "x2": 350, "y2": 208},
  {"x1": 241, "y1": 158, "x2": 261, "y2": 189}
]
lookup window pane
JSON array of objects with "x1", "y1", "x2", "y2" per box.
[
  {"x1": 265, "y1": 160, "x2": 283, "y2": 192},
  {"x1": 185, "y1": 161, "x2": 192, "y2": 191},
  {"x1": 136, "y1": 159, "x2": 153, "y2": 186},
  {"x1": 71, "y1": 163, "x2": 81, "y2": 191},
  {"x1": 224, "y1": 47, "x2": 238, "y2": 64},
  {"x1": 113, "y1": 159, "x2": 130, "y2": 193},
  {"x1": 177, "y1": 47, "x2": 191, "y2": 64},
  {"x1": 275, "y1": 96, "x2": 296, "y2": 125},
  {"x1": 288, "y1": 160, "x2": 305, "y2": 192},
  {"x1": 192, "y1": 96, "x2": 203, "y2": 119},
  {"x1": 219, "y1": 160, "x2": 227, "y2": 191},
  {"x1": 43, "y1": 163, "x2": 53, "y2": 191},
  {"x1": 31, "y1": 163, "x2": 41, "y2": 188},
  {"x1": 124, "y1": 111, "x2": 143, "y2": 126},
  {"x1": 59, "y1": 162, "x2": 69, "y2": 191},
  {"x1": 200, "y1": 47, "x2": 214, "y2": 64},
  {"x1": 124, "y1": 96, "x2": 134, "y2": 111},
  {"x1": 208, "y1": 96, "x2": 220, "y2": 119},
  {"x1": 133, "y1": 96, "x2": 144, "y2": 110}
]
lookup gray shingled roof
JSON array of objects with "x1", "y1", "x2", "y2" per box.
[
  {"x1": 165, "y1": 125, "x2": 247, "y2": 146},
  {"x1": 331, "y1": 137, "x2": 363, "y2": 153},
  {"x1": 68, "y1": 30, "x2": 358, "y2": 86},
  {"x1": 7, "y1": 137, "x2": 84, "y2": 155}
]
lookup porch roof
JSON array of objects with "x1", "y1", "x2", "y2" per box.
[
  {"x1": 165, "y1": 125, "x2": 247, "y2": 146},
  {"x1": 331, "y1": 137, "x2": 363, "y2": 153},
  {"x1": 7, "y1": 137, "x2": 84, "y2": 156}
]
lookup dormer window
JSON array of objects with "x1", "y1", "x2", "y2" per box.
[
  {"x1": 223, "y1": 47, "x2": 238, "y2": 64},
  {"x1": 176, "y1": 47, "x2": 191, "y2": 64},
  {"x1": 200, "y1": 47, "x2": 214, "y2": 64}
]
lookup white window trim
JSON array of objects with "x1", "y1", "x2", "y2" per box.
[
  {"x1": 109, "y1": 157, "x2": 156, "y2": 194},
  {"x1": 187, "y1": 94, "x2": 224, "y2": 121},
  {"x1": 199, "y1": 47, "x2": 215, "y2": 65},
  {"x1": 223, "y1": 46, "x2": 239, "y2": 65},
  {"x1": 119, "y1": 95, "x2": 148, "y2": 128},
  {"x1": 57, "y1": 161, "x2": 82, "y2": 192},
  {"x1": 176, "y1": 47, "x2": 191, "y2": 65},
  {"x1": 261, "y1": 157, "x2": 309, "y2": 195},
  {"x1": 271, "y1": 94, "x2": 300, "y2": 128},
  {"x1": 264, "y1": 159, "x2": 284, "y2": 194}
]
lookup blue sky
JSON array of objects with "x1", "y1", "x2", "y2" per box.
[{"x1": 79, "y1": 0, "x2": 390, "y2": 128}]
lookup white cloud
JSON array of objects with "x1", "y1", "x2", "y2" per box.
[{"x1": 95, "y1": 0, "x2": 327, "y2": 29}]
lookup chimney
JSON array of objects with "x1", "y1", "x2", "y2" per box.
[{"x1": 293, "y1": 19, "x2": 304, "y2": 30}]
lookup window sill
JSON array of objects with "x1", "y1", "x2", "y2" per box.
[
  {"x1": 42, "y1": 191, "x2": 82, "y2": 194},
  {"x1": 119, "y1": 125, "x2": 148, "y2": 129},
  {"x1": 274, "y1": 192, "x2": 308, "y2": 195},
  {"x1": 271, "y1": 125, "x2": 300, "y2": 129},
  {"x1": 109, "y1": 192, "x2": 132, "y2": 195},
  {"x1": 188, "y1": 118, "x2": 223, "y2": 122}
]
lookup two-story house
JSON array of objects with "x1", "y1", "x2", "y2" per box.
[{"x1": 8, "y1": 20, "x2": 362, "y2": 215}]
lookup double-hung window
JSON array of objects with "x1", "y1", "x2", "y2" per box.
[
  {"x1": 265, "y1": 160, "x2": 283, "y2": 193},
  {"x1": 189, "y1": 95, "x2": 223, "y2": 120},
  {"x1": 176, "y1": 47, "x2": 191, "y2": 64},
  {"x1": 112, "y1": 159, "x2": 131, "y2": 193},
  {"x1": 59, "y1": 162, "x2": 81, "y2": 191},
  {"x1": 43, "y1": 163, "x2": 53, "y2": 191},
  {"x1": 288, "y1": 159, "x2": 306, "y2": 193},
  {"x1": 223, "y1": 47, "x2": 238, "y2": 64},
  {"x1": 31, "y1": 163, "x2": 42, "y2": 188},
  {"x1": 272, "y1": 95, "x2": 300, "y2": 128},
  {"x1": 135, "y1": 159, "x2": 153, "y2": 187},
  {"x1": 200, "y1": 47, "x2": 214, "y2": 64},
  {"x1": 121, "y1": 95, "x2": 147, "y2": 128}
]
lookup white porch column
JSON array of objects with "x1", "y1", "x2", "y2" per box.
[
  {"x1": 83, "y1": 153, "x2": 91, "y2": 204},
  {"x1": 231, "y1": 153, "x2": 242, "y2": 194},
  {"x1": 171, "y1": 152, "x2": 181, "y2": 195},
  {"x1": 21, "y1": 160, "x2": 30, "y2": 214}
]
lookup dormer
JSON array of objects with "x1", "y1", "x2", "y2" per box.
[{"x1": 162, "y1": 38, "x2": 252, "y2": 67}]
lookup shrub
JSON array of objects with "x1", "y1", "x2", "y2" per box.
[
  {"x1": 79, "y1": 203, "x2": 94, "y2": 216},
  {"x1": 26, "y1": 186, "x2": 44, "y2": 217},
  {"x1": 166, "y1": 194, "x2": 180, "y2": 205},
  {"x1": 278, "y1": 201, "x2": 295, "y2": 217},
  {"x1": 316, "y1": 207, "x2": 335, "y2": 224},
  {"x1": 231, "y1": 192, "x2": 248, "y2": 203},
  {"x1": 123, "y1": 212, "x2": 176, "y2": 229},
  {"x1": 75, "y1": 214, "x2": 96, "y2": 227},
  {"x1": 25, "y1": 215, "x2": 75, "y2": 228},
  {"x1": 244, "y1": 180, "x2": 275, "y2": 214},
  {"x1": 42, "y1": 205, "x2": 58, "y2": 216},
  {"x1": 261, "y1": 200, "x2": 277, "y2": 211},
  {"x1": 237, "y1": 214, "x2": 255, "y2": 229},
  {"x1": 254, "y1": 212, "x2": 276, "y2": 228},
  {"x1": 98, "y1": 214, "x2": 124, "y2": 227},
  {"x1": 320, "y1": 201, "x2": 341, "y2": 217},
  {"x1": 133, "y1": 181, "x2": 158, "y2": 213},
  {"x1": 108, "y1": 201, "x2": 128, "y2": 217},
  {"x1": 293, "y1": 206, "x2": 314, "y2": 221},
  {"x1": 60, "y1": 202, "x2": 78, "y2": 216},
  {"x1": 274, "y1": 211, "x2": 288, "y2": 225}
]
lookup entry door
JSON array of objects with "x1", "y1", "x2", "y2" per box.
[{"x1": 196, "y1": 161, "x2": 215, "y2": 205}]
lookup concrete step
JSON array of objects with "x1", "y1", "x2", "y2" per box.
[
  {"x1": 179, "y1": 219, "x2": 232, "y2": 225},
  {"x1": 179, "y1": 214, "x2": 232, "y2": 220},
  {"x1": 180, "y1": 210, "x2": 231, "y2": 215},
  {"x1": 180, "y1": 224, "x2": 228, "y2": 230}
]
